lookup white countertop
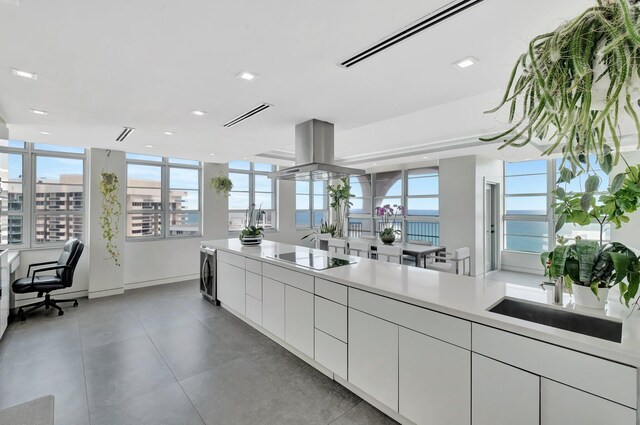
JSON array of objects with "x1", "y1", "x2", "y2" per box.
[{"x1": 203, "y1": 238, "x2": 640, "y2": 366}]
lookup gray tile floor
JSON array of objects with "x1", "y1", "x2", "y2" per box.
[{"x1": 0, "y1": 280, "x2": 397, "y2": 425}]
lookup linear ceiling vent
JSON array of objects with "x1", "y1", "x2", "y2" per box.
[
  {"x1": 340, "y1": 0, "x2": 486, "y2": 68},
  {"x1": 223, "y1": 103, "x2": 272, "y2": 128},
  {"x1": 116, "y1": 127, "x2": 135, "y2": 142}
]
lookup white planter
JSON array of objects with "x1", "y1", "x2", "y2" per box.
[{"x1": 572, "y1": 283, "x2": 609, "y2": 310}]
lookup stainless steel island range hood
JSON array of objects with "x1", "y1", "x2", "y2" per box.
[{"x1": 269, "y1": 119, "x2": 365, "y2": 181}]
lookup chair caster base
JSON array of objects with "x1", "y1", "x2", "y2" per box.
[
  {"x1": 17, "y1": 309, "x2": 26, "y2": 321},
  {"x1": 58, "y1": 310, "x2": 64, "y2": 316},
  {"x1": 73, "y1": 301, "x2": 78, "y2": 307}
]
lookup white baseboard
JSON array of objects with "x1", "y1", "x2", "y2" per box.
[
  {"x1": 501, "y1": 264, "x2": 545, "y2": 275},
  {"x1": 88, "y1": 287, "x2": 124, "y2": 299},
  {"x1": 125, "y1": 274, "x2": 199, "y2": 290}
]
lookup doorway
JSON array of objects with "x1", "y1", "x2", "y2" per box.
[{"x1": 484, "y1": 182, "x2": 499, "y2": 274}]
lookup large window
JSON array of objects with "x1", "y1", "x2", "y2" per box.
[
  {"x1": 0, "y1": 140, "x2": 85, "y2": 247},
  {"x1": 228, "y1": 161, "x2": 276, "y2": 232},
  {"x1": 503, "y1": 160, "x2": 549, "y2": 253},
  {"x1": 296, "y1": 180, "x2": 328, "y2": 229},
  {"x1": 126, "y1": 154, "x2": 201, "y2": 238},
  {"x1": 346, "y1": 168, "x2": 440, "y2": 244}
]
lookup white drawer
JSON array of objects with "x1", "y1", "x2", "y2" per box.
[
  {"x1": 245, "y1": 295, "x2": 262, "y2": 326},
  {"x1": 246, "y1": 271, "x2": 262, "y2": 300},
  {"x1": 315, "y1": 278, "x2": 347, "y2": 305},
  {"x1": 315, "y1": 296, "x2": 347, "y2": 342},
  {"x1": 246, "y1": 258, "x2": 262, "y2": 275},
  {"x1": 473, "y1": 324, "x2": 637, "y2": 408},
  {"x1": 263, "y1": 263, "x2": 314, "y2": 293},
  {"x1": 349, "y1": 288, "x2": 471, "y2": 349},
  {"x1": 315, "y1": 329, "x2": 347, "y2": 379},
  {"x1": 218, "y1": 250, "x2": 245, "y2": 268}
]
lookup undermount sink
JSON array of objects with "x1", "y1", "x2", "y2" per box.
[{"x1": 488, "y1": 297, "x2": 623, "y2": 343}]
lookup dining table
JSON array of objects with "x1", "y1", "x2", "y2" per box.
[{"x1": 344, "y1": 236, "x2": 446, "y2": 268}]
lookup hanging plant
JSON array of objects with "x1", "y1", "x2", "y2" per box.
[
  {"x1": 482, "y1": 0, "x2": 640, "y2": 172},
  {"x1": 99, "y1": 171, "x2": 122, "y2": 266},
  {"x1": 210, "y1": 175, "x2": 233, "y2": 196}
]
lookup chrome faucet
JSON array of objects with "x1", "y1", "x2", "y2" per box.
[{"x1": 540, "y1": 276, "x2": 564, "y2": 305}]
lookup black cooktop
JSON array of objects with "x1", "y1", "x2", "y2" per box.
[{"x1": 270, "y1": 252, "x2": 355, "y2": 270}]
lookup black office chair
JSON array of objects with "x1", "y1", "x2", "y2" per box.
[{"x1": 12, "y1": 238, "x2": 84, "y2": 321}]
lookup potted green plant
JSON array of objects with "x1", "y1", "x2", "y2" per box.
[
  {"x1": 542, "y1": 162, "x2": 640, "y2": 309},
  {"x1": 482, "y1": 0, "x2": 640, "y2": 171},
  {"x1": 210, "y1": 175, "x2": 233, "y2": 196},
  {"x1": 99, "y1": 171, "x2": 122, "y2": 266},
  {"x1": 327, "y1": 177, "x2": 353, "y2": 238},
  {"x1": 375, "y1": 204, "x2": 405, "y2": 245},
  {"x1": 239, "y1": 203, "x2": 264, "y2": 245},
  {"x1": 301, "y1": 219, "x2": 338, "y2": 246}
]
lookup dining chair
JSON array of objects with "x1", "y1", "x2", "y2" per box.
[
  {"x1": 328, "y1": 238, "x2": 347, "y2": 255},
  {"x1": 376, "y1": 245, "x2": 403, "y2": 264},
  {"x1": 349, "y1": 239, "x2": 372, "y2": 258},
  {"x1": 315, "y1": 233, "x2": 331, "y2": 250},
  {"x1": 424, "y1": 247, "x2": 471, "y2": 275}
]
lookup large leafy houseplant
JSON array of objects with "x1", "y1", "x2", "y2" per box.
[
  {"x1": 327, "y1": 178, "x2": 353, "y2": 238},
  {"x1": 482, "y1": 0, "x2": 640, "y2": 171},
  {"x1": 99, "y1": 172, "x2": 122, "y2": 266},
  {"x1": 543, "y1": 162, "x2": 640, "y2": 308}
]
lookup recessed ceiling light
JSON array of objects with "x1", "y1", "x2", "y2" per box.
[
  {"x1": 242, "y1": 157, "x2": 247, "y2": 160},
  {"x1": 453, "y1": 57, "x2": 478, "y2": 69},
  {"x1": 163, "y1": 131, "x2": 174, "y2": 135},
  {"x1": 30, "y1": 109, "x2": 48, "y2": 115},
  {"x1": 373, "y1": 163, "x2": 378, "y2": 166},
  {"x1": 237, "y1": 71, "x2": 257, "y2": 81},
  {"x1": 144, "y1": 144, "x2": 154, "y2": 148},
  {"x1": 209, "y1": 153, "x2": 216, "y2": 156},
  {"x1": 11, "y1": 68, "x2": 37, "y2": 80},
  {"x1": 191, "y1": 110, "x2": 207, "y2": 116},
  {"x1": 39, "y1": 131, "x2": 51, "y2": 135},
  {"x1": 423, "y1": 156, "x2": 429, "y2": 159}
]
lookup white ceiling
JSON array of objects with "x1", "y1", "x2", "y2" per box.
[{"x1": 0, "y1": 0, "x2": 597, "y2": 166}]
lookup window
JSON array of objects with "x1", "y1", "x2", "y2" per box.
[
  {"x1": 346, "y1": 168, "x2": 440, "y2": 243},
  {"x1": 0, "y1": 140, "x2": 85, "y2": 247},
  {"x1": 126, "y1": 154, "x2": 201, "y2": 238},
  {"x1": 406, "y1": 167, "x2": 440, "y2": 244},
  {"x1": 228, "y1": 161, "x2": 276, "y2": 232},
  {"x1": 504, "y1": 160, "x2": 549, "y2": 253},
  {"x1": 296, "y1": 181, "x2": 328, "y2": 229}
]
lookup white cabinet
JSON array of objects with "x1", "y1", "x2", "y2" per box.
[
  {"x1": 348, "y1": 308, "x2": 399, "y2": 411},
  {"x1": 218, "y1": 260, "x2": 245, "y2": 315},
  {"x1": 541, "y1": 379, "x2": 636, "y2": 425},
  {"x1": 285, "y1": 285, "x2": 314, "y2": 358},
  {"x1": 262, "y1": 277, "x2": 285, "y2": 340},
  {"x1": 314, "y1": 329, "x2": 347, "y2": 379},
  {"x1": 472, "y1": 354, "x2": 539, "y2": 425},
  {"x1": 314, "y1": 296, "x2": 347, "y2": 342},
  {"x1": 245, "y1": 271, "x2": 262, "y2": 300},
  {"x1": 399, "y1": 327, "x2": 470, "y2": 425},
  {"x1": 245, "y1": 295, "x2": 262, "y2": 326}
]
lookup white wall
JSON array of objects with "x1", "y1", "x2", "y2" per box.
[
  {"x1": 265, "y1": 179, "x2": 314, "y2": 247},
  {"x1": 0, "y1": 116, "x2": 8, "y2": 140}
]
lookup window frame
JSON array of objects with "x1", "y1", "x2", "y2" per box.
[
  {"x1": 227, "y1": 162, "x2": 277, "y2": 233},
  {"x1": 125, "y1": 155, "x2": 202, "y2": 240},
  {"x1": 0, "y1": 141, "x2": 87, "y2": 249},
  {"x1": 295, "y1": 180, "x2": 328, "y2": 230}
]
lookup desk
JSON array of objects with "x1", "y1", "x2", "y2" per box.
[{"x1": 345, "y1": 236, "x2": 446, "y2": 267}]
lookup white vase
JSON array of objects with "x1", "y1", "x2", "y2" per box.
[{"x1": 572, "y1": 283, "x2": 609, "y2": 309}]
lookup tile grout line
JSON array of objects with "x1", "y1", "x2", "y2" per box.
[
  {"x1": 76, "y1": 310, "x2": 93, "y2": 425},
  {"x1": 139, "y1": 305, "x2": 208, "y2": 425},
  {"x1": 326, "y1": 400, "x2": 364, "y2": 425}
]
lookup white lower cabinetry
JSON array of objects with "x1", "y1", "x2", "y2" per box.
[
  {"x1": 314, "y1": 329, "x2": 347, "y2": 379},
  {"x1": 541, "y1": 379, "x2": 636, "y2": 425},
  {"x1": 471, "y1": 354, "x2": 539, "y2": 425},
  {"x1": 399, "y1": 327, "x2": 470, "y2": 425},
  {"x1": 245, "y1": 295, "x2": 262, "y2": 326},
  {"x1": 348, "y1": 308, "x2": 399, "y2": 411},
  {"x1": 218, "y1": 260, "x2": 245, "y2": 315},
  {"x1": 262, "y1": 277, "x2": 285, "y2": 340},
  {"x1": 284, "y1": 285, "x2": 314, "y2": 358}
]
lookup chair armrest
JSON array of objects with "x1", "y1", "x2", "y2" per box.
[
  {"x1": 31, "y1": 265, "x2": 71, "y2": 285},
  {"x1": 27, "y1": 260, "x2": 58, "y2": 277}
]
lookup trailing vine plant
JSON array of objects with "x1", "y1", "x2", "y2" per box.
[
  {"x1": 99, "y1": 171, "x2": 122, "y2": 266},
  {"x1": 482, "y1": 0, "x2": 640, "y2": 171}
]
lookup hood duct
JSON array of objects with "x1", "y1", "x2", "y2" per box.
[{"x1": 270, "y1": 119, "x2": 365, "y2": 181}]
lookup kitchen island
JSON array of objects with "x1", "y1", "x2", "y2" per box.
[{"x1": 202, "y1": 238, "x2": 640, "y2": 425}]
